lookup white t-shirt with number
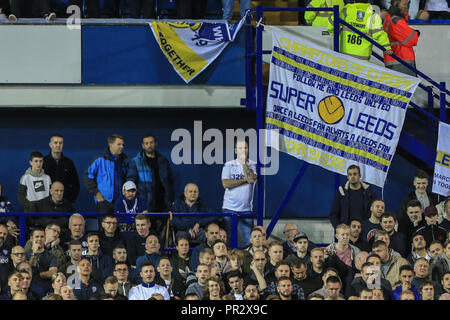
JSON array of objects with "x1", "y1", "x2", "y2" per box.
[{"x1": 221, "y1": 159, "x2": 257, "y2": 212}]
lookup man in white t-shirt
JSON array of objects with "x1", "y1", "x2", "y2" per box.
[{"x1": 221, "y1": 140, "x2": 257, "y2": 247}]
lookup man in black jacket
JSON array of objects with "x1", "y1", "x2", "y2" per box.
[
  {"x1": 329, "y1": 164, "x2": 377, "y2": 230},
  {"x1": 26, "y1": 181, "x2": 74, "y2": 233},
  {"x1": 43, "y1": 134, "x2": 80, "y2": 204},
  {"x1": 99, "y1": 213, "x2": 126, "y2": 259}
]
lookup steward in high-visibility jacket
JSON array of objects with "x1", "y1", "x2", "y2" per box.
[
  {"x1": 383, "y1": 0, "x2": 419, "y2": 76},
  {"x1": 327, "y1": 0, "x2": 392, "y2": 61},
  {"x1": 305, "y1": 0, "x2": 345, "y2": 26}
]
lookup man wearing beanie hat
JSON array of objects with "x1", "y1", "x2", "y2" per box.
[{"x1": 415, "y1": 206, "x2": 447, "y2": 247}]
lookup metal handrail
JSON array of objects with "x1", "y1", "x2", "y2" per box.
[{"x1": 5, "y1": 212, "x2": 257, "y2": 248}]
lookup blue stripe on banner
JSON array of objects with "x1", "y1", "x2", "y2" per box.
[
  {"x1": 273, "y1": 46, "x2": 412, "y2": 99},
  {"x1": 267, "y1": 121, "x2": 389, "y2": 173},
  {"x1": 271, "y1": 56, "x2": 408, "y2": 109},
  {"x1": 266, "y1": 111, "x2": 393, "y2": 162}
]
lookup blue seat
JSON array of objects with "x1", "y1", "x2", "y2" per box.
[{"x1": 51, "y1": 0, "x2": 69, "y2": 16}]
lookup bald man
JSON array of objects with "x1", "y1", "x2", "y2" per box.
[
  {"x1": 171, "y1": 183, "x2": 218, "y2": 245},
  {"x1": 26, "y1": 181, "x2": 74, "y2": 230}
]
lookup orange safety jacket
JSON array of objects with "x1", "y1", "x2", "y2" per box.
[{"x1": 383, "y1": 13, "x2": 419, "y2": 67}]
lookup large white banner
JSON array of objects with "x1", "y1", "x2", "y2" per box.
[
  {"x1": 265, "y1": 28, "x2": 421, "y2": 187},
  {"x1": 433, "y1": 121, "x2": 450, "y2": 196}
]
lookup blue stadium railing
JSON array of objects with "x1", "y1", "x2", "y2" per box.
[
  {"x1": 245, "y1": 5, "x2": 449, "y2": 238},
  {"x1": 5, "y1": 212, "x2": 256, "y2": 249}
]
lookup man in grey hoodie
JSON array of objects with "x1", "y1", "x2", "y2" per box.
[{"x1": 18, "y1": 151, "x2": 52, "y2": 212}]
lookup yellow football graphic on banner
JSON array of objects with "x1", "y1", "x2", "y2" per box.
[{"x1": 318, "y1": 95, "x2": 345, "y2": 124}]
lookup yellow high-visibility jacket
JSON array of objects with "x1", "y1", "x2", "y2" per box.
[
  {"x1": 328, "y1": 3, "x2": 391, "y2": 60},
  {"x1": 305, "y1": 0, "x2": 345, "y2": 26}
]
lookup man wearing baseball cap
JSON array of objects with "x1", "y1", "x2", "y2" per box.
[
  {"x1": 114, "y1": 181, "x2": 148, "y2": 232},
  {"x1": 415, "y1": 206, "x2": 447, "y2": 247},
  {"x1": 285, "y1": 232, "x2": 311, "y2": 268}
]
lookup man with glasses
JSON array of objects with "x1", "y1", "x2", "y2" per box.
[
  {"x1": 242, "y1": 227, "x2": 268, "y2": 275},
  {"x1": 99, "y1": 213, "x2": 125, "y2": 258},
  {"x1": 112, "y1": 244, "x2": 140, "y2": 284},
  {"x1": 25, "y1": 223, "x2": 66, "y2": 271},
  {"x1": 0, "y1": 245, "x2": 26, "y2": 291},
  {"x1": 113, "y1": 261, "x2": 136, "y2": 298}
]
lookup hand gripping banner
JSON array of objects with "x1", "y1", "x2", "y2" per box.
[
  {"x1": 150, "y1": 14, "x2": 247, "y2": 83},
  {"x1": 265, "y1": 28, "x2": 421, "y2": 187}
]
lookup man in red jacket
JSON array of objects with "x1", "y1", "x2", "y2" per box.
[{"x1": 383, "y1": 0, "x2": 420, "y2": 76}]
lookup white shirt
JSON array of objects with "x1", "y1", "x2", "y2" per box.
[
  {"x1": 222, "y1": 159, "x2": 257, "y2": 212},
  {"x1": 128, "y1": 283, "x2": 171, "y2": 300},
  {"x1": 425, "y1": 0, "x2": 450, "y2": 12}
]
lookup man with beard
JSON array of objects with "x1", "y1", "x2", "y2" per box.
[
  {"x1": 349, "y1": 219, "x2": 370, "y2": 252},
  {"x1": 291, "y1": 260, "x2": 322, "y2": 297},
  {"x1": 380, "y1": 213, "x2": 407, "y2": 257},
  {"x1": 263, "y1": 261, "x2": 305, "y2": 300},
  {"x1": 60, "y1": 240, "x2": 82, "y2": 278},
  {"x1": 127, "y1": 133, "x2": 174, "y2": 236},
  {"x1": 243, "y1": 283, "x2": 260, "y2": 300},
  {"x1": 361, "y1": 199, "x2": 385, "y2": 243},
  {"x1": 276, "y1": 277, "x2": 298, "y2": 300}
]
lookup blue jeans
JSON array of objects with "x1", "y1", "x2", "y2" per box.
[
  {"x1": 223, "y1": 209, "x2": 254, "y2": 248},
  {"x1": 222, "y1": 0, "x2": 251, "y2": 22}
]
